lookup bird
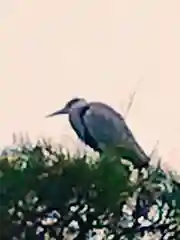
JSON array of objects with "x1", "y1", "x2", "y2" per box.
[{"x1": 46, "y1": 98, "x2": 150, "y2": 168}]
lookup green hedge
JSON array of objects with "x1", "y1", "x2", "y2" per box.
[{"x1": 0, "y1": 142, "x2": 180, "y2": 239}]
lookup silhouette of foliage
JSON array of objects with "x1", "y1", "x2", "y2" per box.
[{"x1": 0, "y1": 142, "x2": 180, "y2": 239}]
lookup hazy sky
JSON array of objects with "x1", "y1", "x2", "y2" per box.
[{"x1": 0, "y1": 1, "x2": 180, "y2": 170}]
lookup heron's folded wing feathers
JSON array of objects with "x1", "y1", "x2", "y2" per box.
[
  {"x1": 83, "y1": 103, "x2": 150, "y2": 166},
  {"x1": 83, "y1": 103, "x2": 135, "y2": 148}
]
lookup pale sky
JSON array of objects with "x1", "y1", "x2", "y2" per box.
[{"x1": 0, "y1": 1, "x2": 180, "y2": 170}]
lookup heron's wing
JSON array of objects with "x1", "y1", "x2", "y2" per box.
[
  {"x1": 83, "y1": 102, "x2": 149, "y2": 166},
  {"x1": 83, "y1": 103, "x2": 134, "y2": 147}
]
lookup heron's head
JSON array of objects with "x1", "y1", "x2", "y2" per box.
[{"x1": 46, "y1": 97, "x2": 87, "y2": 117}]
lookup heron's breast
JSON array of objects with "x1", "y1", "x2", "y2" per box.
[{"x1": 69, "y1": 113, "x2": 85, "y2": 141}]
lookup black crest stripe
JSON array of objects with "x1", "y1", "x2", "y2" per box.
[{"x1": 79, "y1": 106, "x2": 101, "y2": 152}]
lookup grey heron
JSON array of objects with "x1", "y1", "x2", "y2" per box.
[{"x1": 46, "y1": 98, "x2": 150, "y2": 168}]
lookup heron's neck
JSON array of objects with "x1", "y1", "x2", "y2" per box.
[{"x1": 69, "y1": 107, "x2": 87, "y2": 141}]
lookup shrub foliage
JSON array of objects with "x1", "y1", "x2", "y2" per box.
[{"x1": 0, "y1": 143, "x2": 180, "y2": 239}]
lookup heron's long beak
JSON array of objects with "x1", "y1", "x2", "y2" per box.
[{"x1": 46, "y1": 107, "x2": 68, "y2": 118}]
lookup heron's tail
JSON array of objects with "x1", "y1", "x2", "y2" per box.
[
  {"x1": 98, "y1": 141, "x2": 150, "y2": 169},
  {"x1": 112, "y1": 141, "x2": 150, "y2": 169},
  {"x1": 130, "y1": 141, "x2": 150, "y2": 168}
]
